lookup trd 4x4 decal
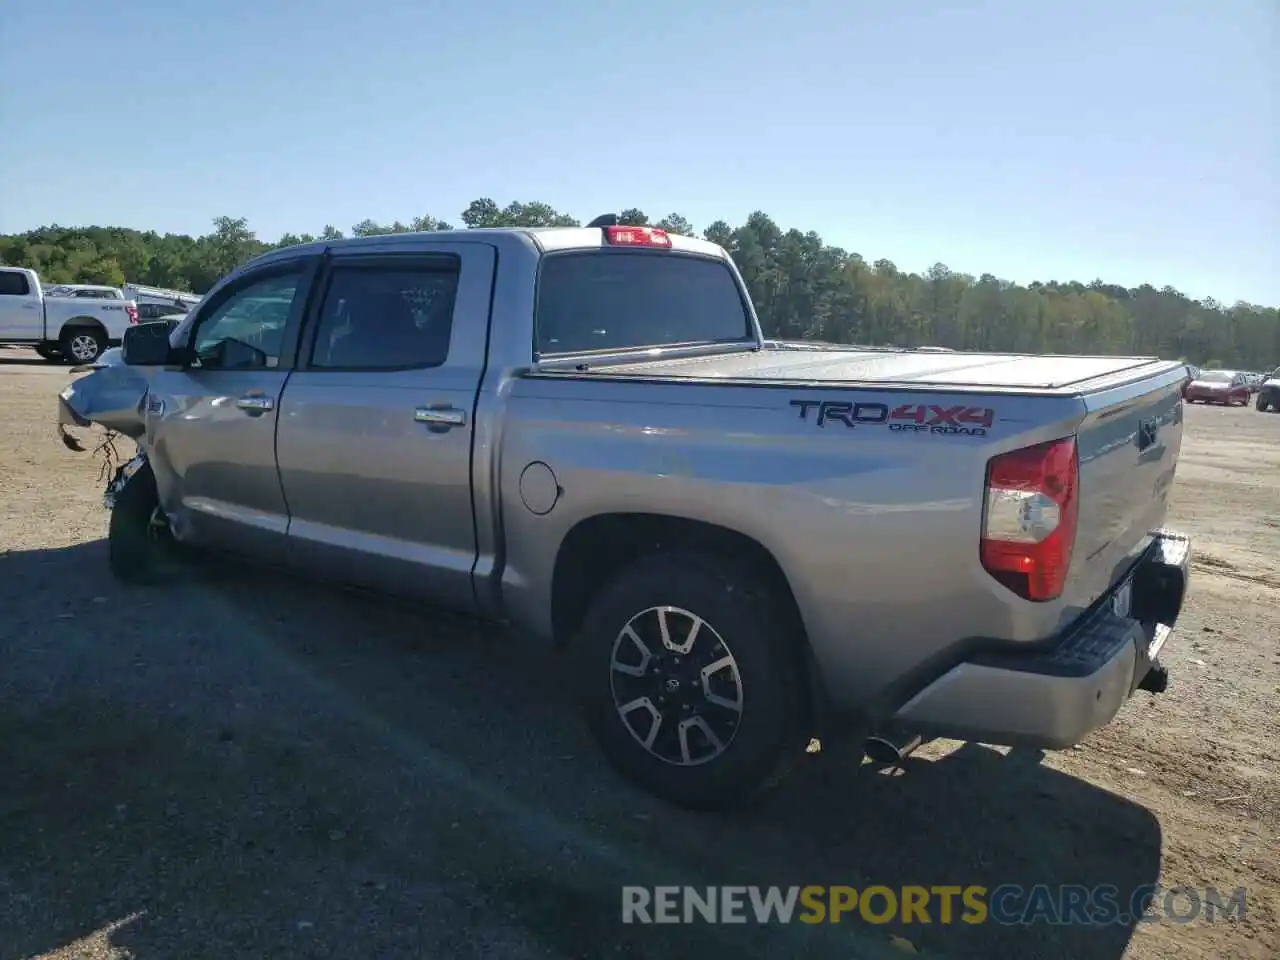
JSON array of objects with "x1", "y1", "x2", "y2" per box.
[{"x1": 790, "y1": 400, "x2": 994, "y2": 437}]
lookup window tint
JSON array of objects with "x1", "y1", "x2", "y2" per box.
[
  {"x1": 535, "y1": 252, "x2": 751, "y2": 355},
  {"x1": 193, "y1": 272, "x2": 302, "y2": 370},
  {"x1": 309, "y1": 263, "x2": 459, "y2": 370},
  {"x1": 0, "y1": 272, "x2": 31, "y2": 296}
]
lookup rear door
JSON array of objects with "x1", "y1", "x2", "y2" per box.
[
  {"x1": 274, "y1": 242, "x2": 495, "y2": 611},
  {"x1": 143, "y1": 256, "x2": 320, "y2": 561}
]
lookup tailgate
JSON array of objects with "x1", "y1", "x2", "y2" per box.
[{"x1": 1065, "y1": 365, "x2": 1187, "y2": 610}]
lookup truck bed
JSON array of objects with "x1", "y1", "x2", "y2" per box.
[
  {"x1": 515, "y1": 342, "x2": 1188, "y2": 700},
  {"x1": 575, "y1": 346, "x2": 1179, "y2": 394}
]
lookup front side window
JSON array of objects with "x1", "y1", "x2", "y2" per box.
[
  {"x1": 535, "y1": 252, "x2": 752, "y2": 355},
  {"x1": 309, "y1": 262, "x2": 459, "y2": 370},
  {"x1": 192, "y1": 272, "x2": 302, "y2": 369},
  {"x1": 0, "y1": 272, "x2": 31, "y2": 296}
]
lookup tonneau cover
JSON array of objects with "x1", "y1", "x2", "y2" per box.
[{"x1": 579, "y1": 346, "x2": 1177, "y2": 393}]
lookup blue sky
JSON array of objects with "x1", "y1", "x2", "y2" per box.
[{"x1": 1, "y1": 0, "x2": 1275, "y2": 304}]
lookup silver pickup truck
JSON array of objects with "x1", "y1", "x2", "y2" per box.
[{"x1": 58, "y1": 219, "x2": 1192, "y2": 810}]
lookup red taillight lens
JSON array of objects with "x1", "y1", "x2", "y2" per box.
[
  {"x1": 127, "y1": 304, "x2": 139, "y2": 324},
  {"x1": 604, "y1": 225, "x2": 672, "y2": 248},
  {"x1": 980, "y1": 436, "x2": 1079, "y2": 602}
]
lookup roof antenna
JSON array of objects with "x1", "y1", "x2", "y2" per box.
[{"x1": 586, "y1": 214, "x2": 618, "y2": 228}]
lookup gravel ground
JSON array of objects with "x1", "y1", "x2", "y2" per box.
[{"x1": 1, "y1": 346, "x2": 1276, "y2": 960}]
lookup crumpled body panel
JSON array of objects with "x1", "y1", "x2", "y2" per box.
[{"x1": 56, "y1": 347, "x2": 152, "y2": 440}]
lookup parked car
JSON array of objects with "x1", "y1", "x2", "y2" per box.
[
  {"x1": 136, "y1": 302, "x2": 190, "y2": 322},
  {"x1": 42, "y1": 283, "x2": 129, "y2": 300},
  {"x1": 58, "y1": 219, "x2": 1192, "y2": 810},
  {"x1": 1183, "y1": 369, "x2": 1251, "y2": 406},
  {"x1": 1256, "y1": 367, "x2": 1280, "y2": 412},
  {"x1": 0, "y1": 268, "x2": 138, "y2": 363}
]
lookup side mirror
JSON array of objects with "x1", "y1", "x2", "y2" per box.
[{"x1": 121, "y1": 322, "x2": 177, "y2": 366}]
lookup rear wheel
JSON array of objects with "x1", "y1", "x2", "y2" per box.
[
  {"x1": 33, "y1": 343, "x2": 59, "y2": 362},
  {"x1": 575, "y1": 551, "x2": 808, "y2": 810},
  {"x1": 60, "y1": 326, "x2": 107, "y2": 364}
]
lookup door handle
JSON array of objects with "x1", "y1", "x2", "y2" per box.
[
  {"x1": 414, "y1": 406, "x2": 466, "y2": 429},
  {"x1": 236, "y1": 394, "x2": 275, "y2": 414}
]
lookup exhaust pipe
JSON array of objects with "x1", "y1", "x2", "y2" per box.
[{"x1": 864, "y1": 726, "x2": 925, "y2": 765}]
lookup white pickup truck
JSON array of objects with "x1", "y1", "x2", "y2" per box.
[{"x1": 0, "y1": 267, "x2": 138, "y2": 363}]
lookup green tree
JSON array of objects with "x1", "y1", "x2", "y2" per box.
[{"x1": 0, "y1": 201, "x2": 1273, "y2": 368}]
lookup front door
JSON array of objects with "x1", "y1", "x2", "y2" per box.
[
  {"x1": 144, "y1": 258, "x2": 318, "y2": 560},
  {"x1": 274, "y1": 243, "x2": 494, "y2": 611},
  {"x1": 0, "y1": 271, "x2": 43, "y2": 339}
]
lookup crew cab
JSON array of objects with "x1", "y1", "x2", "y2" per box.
[
  {"x1": 58, "y1": 220, "x2": 1192, "y2": 809},
  {"x1": 0, "y1": 267, "x2": 137, "y2": 363}
]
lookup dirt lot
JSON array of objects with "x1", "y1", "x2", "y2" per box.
[{"x1": 0, "y1": 346, "x2": 1276, "y2": 960}]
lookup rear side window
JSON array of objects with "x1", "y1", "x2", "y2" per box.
[
  {"x1": 535, "y1": 252, "x2": 751, "y2": 355},
  {"x1": 309, "y1": 261, "x2": 459, "y2": 370},
  {"x1": 0, "y1": 272, "x2": 31, "y2": 296}
]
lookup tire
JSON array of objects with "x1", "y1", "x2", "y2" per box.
[
  {"x1": 1260, "y1": 396, "x2": 1272, "y2": 412},
  {"x1": 108, "y1": 461, "x2": 180, "y2": 584},
  {"x1": 60, "y1": 325, "x2": 107, "y2": 365},
  {"x1": 575, "y1": 551, "x2": 808, "y2": 810},
  {"x1": 33, "y1": 343, "x2": 59, "y2": 362}
]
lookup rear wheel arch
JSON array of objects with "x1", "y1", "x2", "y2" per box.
[{"x1": 550, "y1": 512, "x2": 825, "y2": 725}]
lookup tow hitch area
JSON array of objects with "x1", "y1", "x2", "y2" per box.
[{"x1": 1137, "y1": 661, "x2": 1169, "y2": 694}]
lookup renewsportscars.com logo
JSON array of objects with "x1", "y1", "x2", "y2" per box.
[{"x1": 621, "y1": 884, "x2": 1249, "y2": 926}]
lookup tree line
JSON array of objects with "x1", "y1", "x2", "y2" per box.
[{"x1": 2, "y1": 199, "x2": 1275, "y2": 369}]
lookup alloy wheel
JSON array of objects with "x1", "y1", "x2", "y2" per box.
[{"x1": 609, "y1": 605, "x2": 744, "y2": 766}]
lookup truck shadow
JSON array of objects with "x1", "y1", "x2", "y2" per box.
[
  {"x1": 0, "y1": 541, "x2": 1162, "y2": 960},
  {"x1": 0, "y1": 350, "x2": 53, "y2": 366}
]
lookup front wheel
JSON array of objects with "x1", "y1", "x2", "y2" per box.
[
  {"x1": 108, "y1": 461, "x2": 180, "y2": 583},
  {"x1": 575, "y1": 552, "x2": 808, "y2": 810},
  {"x1": 1260, "y1": 396, "x2": 1272, "y2": 412}
]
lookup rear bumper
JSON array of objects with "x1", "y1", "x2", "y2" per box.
[
  {"x1": 891, "y1": 530, "x2": 1190, "y2": 749},
  {"x1": 1186, "y1": 393, "x2": 1230, "y2": 403}
]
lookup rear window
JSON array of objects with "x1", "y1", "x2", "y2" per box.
[{"x1": 535, "y1": 252, "x2": 751, "y2": 355}]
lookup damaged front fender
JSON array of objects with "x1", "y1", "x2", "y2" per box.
[{"x1": 56, "y1": 347, "x2": 152, "y2": 443}]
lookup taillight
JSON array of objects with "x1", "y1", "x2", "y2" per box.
[
  {"x1": 127, "y1": 304, "x2": 139, "y2": 324},
  {"x1": 980, "y1": 436, "x2": 1079, "y2": 602},
  {"x1": 604, "y1": 225, "x2": 672, "y2": 248}
]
